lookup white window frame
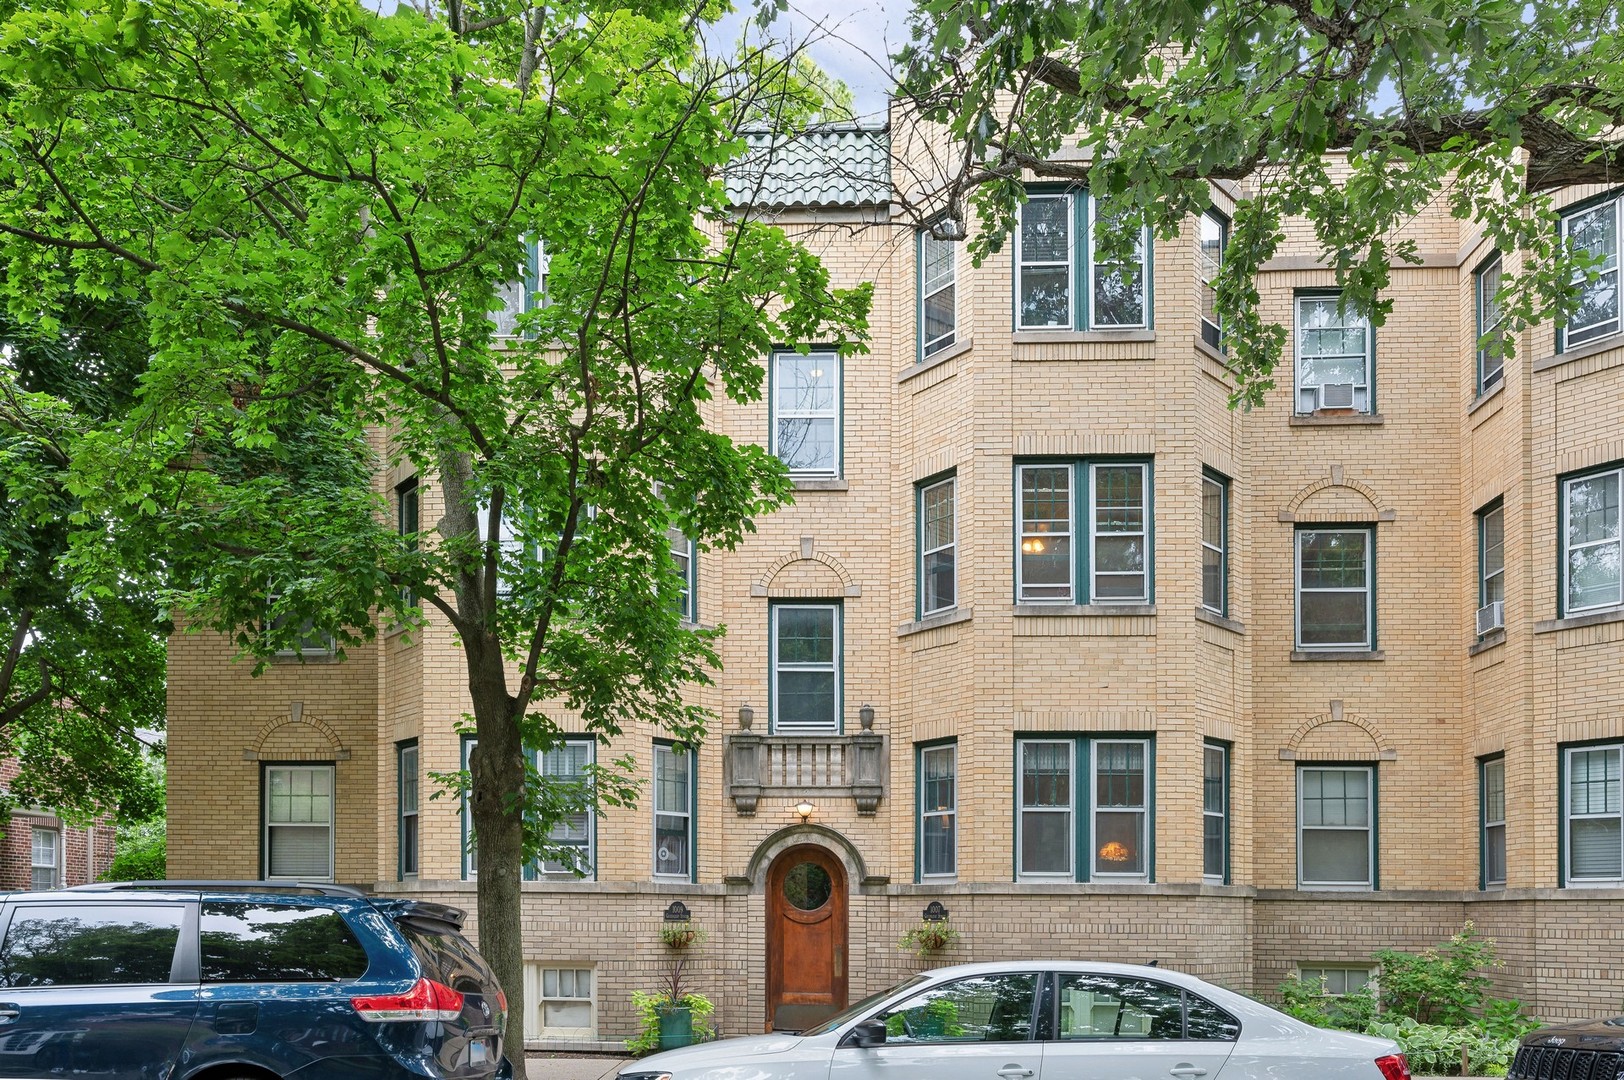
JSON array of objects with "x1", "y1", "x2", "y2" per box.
[
  {"x1": 1016, "y1": 738, "x2": 1075, "y2": 881},
  {"x1": 652, "y1": 744, "x2": 693, "y2": 882},
  {"x1": 1015, "y1": 193, "x2": 1076, "y2": 330},
  {"x1": 398, "y1": 742, "x2": 419, "y2": 880},
  {"x1": 1295, "y1": 528, "x2": 1374, "y2": 650},
  {"x1": 1201, "y1": 472, "x2": 1228, "y2": 615},
  {"x1": 1086, "y1": 194, "x2": 1150, "y2": 330},
  {"x1": 919, "y1": 476, "x2": 957, "y2": 617},
  {"x1": 1564, "y1": 743, "x2": 1623, "y2": 886},
  {"x1": 1089, "y1": 462, "x2": 1150, "y2": 604},
  {"x1": 1296, "y1": 966, "x2": 1374, "y2": 996},
  {"x1": 1297, "y1": 765, "x2": 1375, "y2": 890},
  {"x1": 1091, "y1": 738, "x2": 1151, "y2": 883},
  {"x1": 1294, "y1": 293, "x2": 1372, "y2": 414},
  {"x1": 461, "y1": 737, "x2": 478, "y2": 880},
  {"x1": 263, "y1": 764, "x2": 336, "y2": 883},
  {"x1": 1203, "y1": 742, "x2": 1228, "y2": 884},
  {"x1": 919, "y1": 229, "x2": 957, "y2": 358},
  {"x1": 669, "y1": 527, "x2": 696, "y2": 624},
  {"x1": 1199, "y1": 210, "x2": 1227, "y2": 349},
  {"x1": 919, "y1": 743, "x2": 957, "y2": 881},
  {"x1": 491, "y1": 235, "x2": 549, "y2": 339},
  {"x1": 769, "y1": 349, "x2": 841, "y2": 477},
  {"x1": 1017, "y1": 464, "x2": 1075, "y2": 602},
  {"x1": 1561, "y1": 465, "x2": 1623, "y2": 616},
  {"x1": 770, "y1": 603, "x2": 841, "y2": 734},
  {"x1": 1479, "y1": 500, "x2": 1505, "y2": 612},
  {"x1": 535, "y1": 740, "x2": 596, "y2": 880},
  {"x1": 1482, "y1": 756, "x2": 1506, "y2": 889},
  {"x1": 1560, "y1": 194, "x2": 1622, "y2": 350},
  {"x1": 525, "y1": 963, "x2": 596, "y2": 1039},
  {"x1": 29, "y1": 827, "x2": 58, "y2": 891},
  {"x1": 1475, "y1": 253, "x2": 1506, "y2": 392}
]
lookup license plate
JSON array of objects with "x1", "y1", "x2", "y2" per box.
[{"x1": 469, "y1": 1038, "x2": 490, "y2": 1065}]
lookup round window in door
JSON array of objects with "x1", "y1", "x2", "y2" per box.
[{"x1": 782, "y1": 863, "x2": 832, "y2": 911}]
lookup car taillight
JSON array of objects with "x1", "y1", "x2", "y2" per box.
[
  {"x1": 352, "y1": 977, "x2": 465, "y2": 1023},
  {"x1": 1375, "y1": 1054, "x2": 1412, "y2": 1080},
  {"x1": 496, "y1": 987, "x2": 508, "y2": 1019}
]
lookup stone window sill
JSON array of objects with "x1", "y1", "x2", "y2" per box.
[
  {"x1": 901, "y1": 339, "x2": 971, "y2": 383},
  {"x1": 1290, "y1": 649, "x2": 1385, "y2": 662},
  {"x1": 1289, "y1": 412, "x2": 1385, "y2": 427},
  {"x1": 1013, "y1": 603, "x2": 1156, "y2": 617},
  {"x1": 1195, "y1": 607, "x2": 1245, "y2": 634},
  {"x1": 1012, "y1": 329, "x2": 1156, "y2": 345},
  {"x1": 1467, "y1": 378, "x2": 1505, "y2": 416},
  {"x1": 1469, "y1": 629, "x2": 1506, "y2": 656},
  {"x1": 898, "y1": 607, "x2": 973, "y2": 638},
  {"x1": 791, "y1": 477, "x2": 848, "y2": 492},
  {"x1": 1534, "y1": 607, "x2": 1624, "y2": 634},
  {"x1": 1533, "y1": 333, "x2": 1624, "y2": 374}
]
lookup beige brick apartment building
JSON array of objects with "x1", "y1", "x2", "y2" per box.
[{"x1": 166, "y1": 124, "x2": 1624, "y2": 1045}]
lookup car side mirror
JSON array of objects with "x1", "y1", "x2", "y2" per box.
[{"x1": 841, "y1": 1019, "x2": 888, "y2": 1049}]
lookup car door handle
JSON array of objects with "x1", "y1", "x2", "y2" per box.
[
  {"x1": 0, "y1": 1006, "x2": 18, "y2": 1023},
  {"x1": 997, "y1": 1067, "x2": 1034, "y2": 1078},
  {"x1": 1169, "y1": 1067, "x2": 1208, "y2": 1078}
]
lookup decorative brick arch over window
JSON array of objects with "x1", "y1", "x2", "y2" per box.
[
  {"x1": 245, "y1": 701, "x2": 350, "y2": 761},
  {"x1": 751, "y1": 540, "x2": 862, "y2": 599},
  {"x1": 1281, "y1": 700, "x2": 1396, "y2": 762},
  {"x1": 1278, "y1": 467, "x2": 1397, "y2": 524}
]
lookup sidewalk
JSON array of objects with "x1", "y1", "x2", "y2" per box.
[
  {"x1": 525, "y1": 1054, "x2": 631, "y2": 1080},
  {"x1": 522, "y1": 1055, "x2": 1492, "y2": 1080}
]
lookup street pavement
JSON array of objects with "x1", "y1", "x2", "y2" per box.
[{"x1": 521, "y1": 1054, "x2": 1494, "y2": 1080}]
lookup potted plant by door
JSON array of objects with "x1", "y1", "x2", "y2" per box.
[{"x1": 629, "y1": 921, "x2": 714, "y2": 1054}]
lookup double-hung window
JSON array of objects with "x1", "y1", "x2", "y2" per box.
[
  {"x1": 397, "y1": 477, "x2": 419, "y2": 607},
  {"x1": 1561, "y1": 464, "x2": 1622, "y2": 615},
  {"x1": 669, "y1": 525, "x2": 696, "y2": 623},
  {"x1": 918, "y1": 475, "x2": 957, "y2": 617},
  {"x1": 264, "y1": 764, "x2": 335, "y2": 882},
  {"x1": 1203, "y1": 742, "x2": 1229, "y2": 884},
  {"x1": 919, "y1": 229, "x2": 957, "y2": 358},
  {"x1": 770, "y1": 349, "x2": 840, "y2": 476},
  {"x1": 1475, "y1": 254, "x2": 1506, "y2": 392},
  {"x1": 1297, "y1": 765, "x2": 1375, "y2": 889},
  {"x1": 770, "y1": 602, "x2": 841, "y2": 734},
  {"x1": 526, "y1": 965, "x2": 595, "y2": 1038},
  {"x1": 491, "y1": 236, "x2": 548, "y2": 338},
  {"x1": 1201, "y1": 471, "x2": 1229, "y2": 615},
  {"x1": 1565, "y1": 742, "x2": 1623, "y2": 884},
  {"x1": 1016, "y1": 461, "x2": 1153, "y2": 604},
  {"x1": 1295, "y1": 294, "x2": 1372, "y2": 414},
  {"x1": 1478, "y1": 499, "x2": 1505, "y2": 633},
  {"x1": 29, "y1": 827, "x2": 57, "y2": 891},
  {"x1": 1199, "y1": 210, "x2": 1227, "y2": 349},
  {"x1": 533, "y1": 740, "x2": 595, "y2": 879},
  {"x1": 1015, "y1": 736, "x2": 1154, "y2": 883},
  {"x1": 1015, "y1": 191, "x2": 1150, "y2": 330},
  {"x1": 1560, "y1": 193, "x2": 1621, "y2": 350},
  {"x1": 1481, "y1": 756, "x2": 1506, "y2": 889},
  {"x1": 398, "y1": 742, "x2": 419, "y2": 879},
  {"x1": 461, "y1": 737, "x2": 478, "y2": 879},
  {"x1": 1295, "y1": 528, "x2": 1374, "y2": 650},
  {"x1": 653, "y1": 743, "x2": 693, "y2": 881},
  {"x1": 918, "y1": 742, "x2": 957, "y2": 881}
]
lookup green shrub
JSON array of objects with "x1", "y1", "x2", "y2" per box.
[
  {"x1": 1277, "y1": 975, "x2": 1377, "y2": 1030},
  {"x1": 102, "y1": 819, "x2": 165, "y2": 881},
  {"x1": 1372, "y1": 922, "x2": 1498, "y2": 1026},
  {"x1": 1364, "y1": 1017, "x2": 1522, "y2": 1077}
]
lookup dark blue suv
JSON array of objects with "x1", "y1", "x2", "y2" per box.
[{"x1": 0, "y1": 881, "x2": 511, "y2": 1080}]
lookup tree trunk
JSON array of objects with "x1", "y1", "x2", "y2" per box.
[{"x1": 467, "y1": 631, "x2": 528, "y2": 1066}]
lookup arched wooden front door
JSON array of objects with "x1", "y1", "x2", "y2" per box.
[{"x1": 765, "y1": 844, "x2": 848, "y2": 1032}]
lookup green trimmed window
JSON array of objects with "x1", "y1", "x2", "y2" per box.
[
  {"x1": 918, "y1": 742, "x2": 957, "y2": 880},
  {"x1": 1561, "y1": 464, "x2": 1622, "y2": 615},
  {"x1": 1481, "y1": 756, "x2": 1506, "y2": 888},
  {"x1": 1475, "y1": 253, "x2": 1506, "y2": 391},
  {"x1": 1560, "y1": 193, "x2": 1621, "y2": 350},
  {"x1": 770, "y1": 349, "x2": 840, "y2": 476},
  {"x1": 1297, "y1": 766, "x2": 1374, "y2": 889},
  {"x1": 491, "y1": 236, "x2": 547, "y2": 338},
  {"x1": 919, "y1": 229, "x2": 957, "y2": 358},
  {"x1": 1016, "y1": 736, "x2": 1153, "y2": 883},
  {"x1": 1565, "y1": 743, "x2": 1623, "y2": 883},
  {"x1": 1477, "y1": 500, "x2": 1505, "y2": 634},
  {"x1": 398, "y1": 741, "x2": 419, "y2": 879},
  {"x1": 1200, "y1": 210, "x2": 1227, "y2": 349},
  {"x1": 1201, "y1": 471, "x2": 1228, "y2": 616},
  {"x1": 1295, "y1": 528, "x2": 1374, "y2": 650},
  {"x1": 653, "y1": 743, "x2": 693, "y2": 882},
  {"x1": 1015, "y1": 191, "x2": 1149, "y2": 330},
  {"x1": 1017, "y1": 460, "x2": 1153, "y2": 604},
  {"x1": 770, "y1": 602, "x2": 841, "y2": 734},
  {"x1": 918, "y1": 475, "x2": 957, "y2": 616},
  {"x1": 1295, "y1": 294, "x2": 1372, "y2": 414},
  {"x1": 1203, "y1": 742, "x2": 1228, "y2": 883}
]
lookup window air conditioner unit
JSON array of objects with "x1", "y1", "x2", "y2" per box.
[
  {"x1": 1476, "y1": 601, "x2": 1505, "y2": 636},
  {"x1": 1319, "y1": 382, "x2": 1356, "y2": 409}
]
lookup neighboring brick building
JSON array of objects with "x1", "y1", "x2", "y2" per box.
[
  {"x1": 166, "y1": 122, "x2": 1624, "y2": 1046},
  {"x1": 0, "y1": 760, "x2": 116, "y2": 891}
]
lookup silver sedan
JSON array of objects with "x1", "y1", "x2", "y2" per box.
[{"x1": 617, "y1": 961, "x2": 1411, "y2": 1080}]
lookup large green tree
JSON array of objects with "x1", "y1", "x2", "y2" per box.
[
  {"x1": 0, "y1": 0, "x2": 867, "y2": 1057},
  {"x1": 895, "y1": 0, "x2": 1624, "y2": 404},
  {"x1": 1, "y1": 297, "x2": 165, "y2": 826}
]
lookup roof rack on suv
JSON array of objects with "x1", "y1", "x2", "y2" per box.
[{"x1": 70, "y1": 880, "x2": 369, "y2": 897}]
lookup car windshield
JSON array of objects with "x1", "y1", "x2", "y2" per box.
[{"x1": 799, "y1": 974, "x2": 933, "y2": 1037}]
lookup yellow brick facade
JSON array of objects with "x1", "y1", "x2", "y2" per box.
[{"x1": 167, "y1": 145, "x2": 1624, "y2": 1045}]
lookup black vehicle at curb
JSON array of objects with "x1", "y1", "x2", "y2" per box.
[
  {"x1": 1508, "y1": 1017, "x2": 1624, "y2": 1079},
  {"x1": 0, "y1": 880, "x2": 511, "y2": 1080}
]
